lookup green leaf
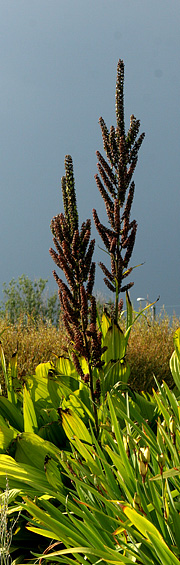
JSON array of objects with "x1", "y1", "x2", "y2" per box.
[
  {"x1": 102, "y1": 322, "x2": 126, "y2": 364},
  {"x1": 7, "y1": 350, "x2": 18, "y2": 406},
  {"x1": 60, "y1": 408, "x2": 92, "y2": 444},
  {"x1": 153, "y1": 389, "x2": 171, "y2": 426},
  {"x1": 24, "y1": 497, "x2": 86, "y2": 547},
  {"x1": 170, "y1": 351, "x2": 180, "y2": 392},
  {"x1": 122, "y1": 504, "x2": 163, "y2": 541},
  {"x1": 173, "y1": 328, "x2": 180, "y2": 364},
  {"x1": 55, "y1": 356, "x2": 78, "y2": 379},
  {"x1": 107, "y1": 394, "x2": 136, "y2": 489},
  {"x1": 23, "y1": 385, "x2": 38, "y2": 433},
  {"x1": 0, "y1": 341, "x2": 8, "y2": 388},
  {"x1": 0, "y1": 396, "x2": 23, "y2": 431},
  {"x1": 33, "y1": 545, "x2": 141, "y2": 564},
  {"x1": 134, "y1": 392, "x2": 156, "y2": 422},
  {"x1": 71, "y1": 435, "x2": 100, "y2": 475},
  {"x1": 162, "y1": 381, "x2": 179, "y2": 419},
  {"x1": 0, "y1": 423, "x2": 17, "y2": 452},
  {"x1": 15, "y1": 432, "x2": 62, "y2": 470},
  {"x1": 104, "y1": 359, "x2": 130, "y2": 392},
  {"x1": 100, "y1": 312, "x2": 112, "y2": 339},
  {"x1": 105, "y1": 446, "x2": 134, "y2": 502},
  {"x1": 0, "y1": 454, "x2": 57, "y2": 495},
  {"x1": 147, "y1": 530, "x2": 180, "y2": 565},
  {"x1": 35, "y1": 361, "x2": 52, "y2": 379},
  {"x1": 150, "y1": 466, "x2": 180, "y2": 481},
  {"x1": 44, "y1": 456, "x2": 64, "y2": 491},
  {"x1": 26, "y1": 525, "x2": 61, "y2": 541},
  {"x1": 126, "y1": 291, "x2": 132, "y2": 330}
]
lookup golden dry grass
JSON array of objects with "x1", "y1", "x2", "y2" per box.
[
  {"x1": 0, "y1": 315, "x2": 66, "y2": 389},
  {"x1": 127, "y1": 311, "x2": 179, "y2": 392}
]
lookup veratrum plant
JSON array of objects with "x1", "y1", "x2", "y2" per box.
[
  {"x1": 49, "y1": 60, "x2": 146, "y2": 433},
  {"x1": 49, "y1": 155, "x2": 106, "y2": 434},
  {"x1": 93, "y1": 59, "x2": 145, "y2": 322}
]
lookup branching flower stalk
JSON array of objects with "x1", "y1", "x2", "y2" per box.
[
  {"x1": 50, "y1": 61, "x2": 145, "y2": 435},
  {"x1": 50, "y1": 156, "x2": 105, "y2": 436},
  {"x1": 93, "y1": 59, "x2": 145, "y2": 322}
]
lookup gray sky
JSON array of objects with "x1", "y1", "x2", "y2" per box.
[{"x1": 1, "y1": 0, "x2": 180, "y2": 316}]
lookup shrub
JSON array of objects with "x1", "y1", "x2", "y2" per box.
[{"x1": 0, "y1": 275, "x2": 60, "y2": 326}]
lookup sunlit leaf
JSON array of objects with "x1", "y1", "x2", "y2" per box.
[
  {"x1": 0, "y1": 423, "x2": 17, "y2": 453},
  {"x1": 170, "y1": 350, "x2": 180, "y2": 392},
  {"x1": 122, "y1": 504, "x2": 162, "y2": 541},
  {"x1": 23, "y1": 385, "x2": 38, "y2": 433},
  {"x1": 147, "y1": 530, "x2": 180, "y2": 564},
  {"x1": 60, "y1": 408, "x2": 92, "y2": 444},
  {"x1": 0, "y1": 396, "x2": 23, "y2": 431},
  {"x1": 102, "y1": 322, "x2": 126, "y2": 365}
]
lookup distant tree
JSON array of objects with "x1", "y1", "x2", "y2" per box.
[{"x1": 0, "y1": 274, "x2": 60, "y2": 326}]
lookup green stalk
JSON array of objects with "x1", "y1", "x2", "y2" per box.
[
  {"x1": 88, "y1": 362, "x2": 99, "y2": 439},
  {"x1": 115, "y1": 278, "x2": 119, "y2": 323},
  {"x1": 80, "y1": 303, "x2": 99, "y2": 439}
]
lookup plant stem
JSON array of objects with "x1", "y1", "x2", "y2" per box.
[{"x1": 88, "y1": 362, "x2": 99, "y2": 439}]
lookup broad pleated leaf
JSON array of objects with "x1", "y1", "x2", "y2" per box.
[
  {"x1": 15, "y1": 432, "x2": 63, "y2": 469},
  {"x1": 100, "y1": 312, "x2": 112, "y2": 339},
  {"x1": 0, "y1": 423, "x2": 17, "y2": 452},
  {"x1": 0, "y1": 396, "x2": 23, "y2": 431},
  {"x1": 60, "y1": 409, "x2": 92, "y2": 444},
  {"x1": 0, "y1": 454, "x2": 57, "y2": 495},
  {"x1": 23, "y1": 385, "x2": 38, "y2": 433},
  {"x1": 104, "y1": 359, "x2": 130, "y2": 392},
  {"x1": 55, "y1": 356, "x2": 78, "y2": 379},
  {"x1": 102, "y1": 322, "x2": 126, "y2": 364}
]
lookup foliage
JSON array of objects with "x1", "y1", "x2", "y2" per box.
[
  {"x1": 0, "y1": 275, "x2": 60, "y2": 326},
  {"x1": 0, "y1": 318, "x2": 180, "y2": 563},
  {"x1": 23, "y1": 377, "x2": 180, "y2": 564},
  {"x1": 0, "y1": 331, "x2": 180, "y2": 563}
]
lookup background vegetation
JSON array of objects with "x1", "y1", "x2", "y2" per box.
[
  {"x1": 0, "y1": 291, "x2": 178, "y2": 393},
  {"x1": 0, "y1": 275, "x2": 60, "y2": 326}
]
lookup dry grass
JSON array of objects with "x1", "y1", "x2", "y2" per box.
[
  {"x1": 127, "y1": 310, "x2": 179, "y2": 392},
  {"x1": 0, "y1": 315, "x2": 66, "y2": 389},
  {"x1": 0, "y1": 310, "x2": 179, "y2": 394}
]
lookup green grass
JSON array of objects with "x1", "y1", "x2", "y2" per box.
[{"x1": 0, "y1": 309, "x2": 179, "y2": 393}]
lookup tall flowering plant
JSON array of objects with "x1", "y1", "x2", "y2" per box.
[
  {"x1": 93, "y1": 59, "x2": 145, "y2": 322},
  {"x1": 50, "y1": 60, "x2": 145, "y2": 436}
]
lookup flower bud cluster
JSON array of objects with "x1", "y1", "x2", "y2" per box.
[
  {"x1": 93, "y1": 60, "x2": 145, "y2": 306},
  {"x1": 50, "y1": 155, "x2": 105, "y2": 379}
]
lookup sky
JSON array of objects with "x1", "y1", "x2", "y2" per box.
[{"x1": 0, "y1": 0, "x2": 180, "y2": 317}]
